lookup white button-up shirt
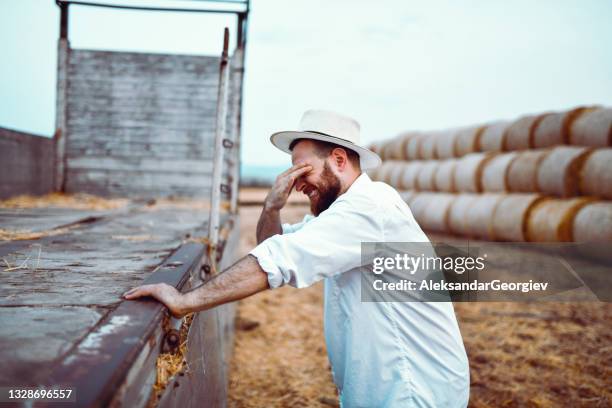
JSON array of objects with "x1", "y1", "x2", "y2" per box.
[{"x1": 250, "y1": 173, "x2": 470, "y2": 407}]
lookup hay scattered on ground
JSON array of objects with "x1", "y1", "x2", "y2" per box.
[
  {"x1": 229, "y1": 204, "x2": 337, "y2": 407},
  {"x1": 0, "y1": 227, "x2": 71, "y2": 241},
  {"x1": 0, "y1": 193, "x2": 128, "y2": 210},
  {"x1": 456, "y1": 302, "x2": 612, "y2": 407}
]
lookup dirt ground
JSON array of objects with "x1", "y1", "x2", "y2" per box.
[{"x1": 229, "y1": 190, "x2": 611, "y2": 408}]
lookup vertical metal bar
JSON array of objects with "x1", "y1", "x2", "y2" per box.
[
  {"x1": 55, "y1": 3, "x2": 70, "y2": 192},
  {"x1": 59, "y1": 2, "x2": 69, "y2": 40},
  {"x1": 229, "y1": 47, "x2": 244, "y2": 214},
  {"x1": 208, "y1": 28, "x2": 231, "y2": 273}
]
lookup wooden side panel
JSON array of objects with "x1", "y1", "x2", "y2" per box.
[
  {"x1": 0, "y1": 127, "x2": 54, "y2": 199},
  {"x1": 64, "y1": 49, "x2": 231, "y2": 198}
]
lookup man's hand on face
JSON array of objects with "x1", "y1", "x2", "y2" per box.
[
  {"x1": 122, "y1": 283, "x2": 187, "y2": 319},
  {"x1": 264, "y1": 163, "x2": 312, "y2": 211}
]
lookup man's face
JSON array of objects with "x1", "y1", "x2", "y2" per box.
[{"x1": 291, "y1": 140, "x2": 342, "y2": 216}]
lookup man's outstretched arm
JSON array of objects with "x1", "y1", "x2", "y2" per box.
[{"x1": 122, "y1": 255, "x2": 268, "y2": 318}]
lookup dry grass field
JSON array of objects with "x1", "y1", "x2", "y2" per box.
[{"x1": 229, "y1": 189, "x2": 611, "y2": 408}]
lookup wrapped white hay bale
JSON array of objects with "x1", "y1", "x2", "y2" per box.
[
  {"x1": 533, "y1": 107, "x2": 593, "y2": 148},
  {"x1": 397, "y1": 132, "x2": 418, "y2": 160},
  {"x1": 399, "y1": 161, "x2": 422, "y2": 190},
  {"x1": 492, "y1": 193, "x2": 546, "y2": 242},
  {"x1": 409, "y1": 192, "x2": 454, "y2": 233},
  {"x1": 464, "y1": 193, "x2": 505, "y2": 240},
  {"x1": 526, "y1": 197, "x2": 593, "y2": 242},
  {"x1": 479, "y1": 121, "x2": 510, "y2": 152},
  {"x1": 418, "y1": 132, "x2": 438, "y2": 160},
  {"x1": 407, "y1": 192, "x2": 427, "y2": 221},
  {"x1": 365, "y1": 165, "x2": 380, "y2": 180},
  {"x1": 435, "y1": 129, "x2": 459, "y2": 159},
  {"x1": 573, "y1": 202, "x2": 612, "y2": 262},
  {"x1": 507, "y1": 149, "x2": 550, "y2": 193},
  {"x1": 387, "y1": 163, "x2": 406, "y2": 189},
  {"x1": 398, "y1": 190, "x2": 418, "y2": 205},
  {"x1": 573, "y1": 202, "x2": 612, "y2": 241},
  {"x1": 374, "y1": 161, "x2": 395, "y2": 183},
  {"x1": 415, "y1": 161, "x2": 440, "y2": 191},
  {"x1": 569, "y1": 107, "x2": 612, "y2": 147},
  {"x1": 448, "y1": 193, "x2": 478, "y2": 236},
  {"x1": 406, "y1": 133, "x2": 423, "y2": 160},
  {"x1": 579, "y1": 148, "x2": 612, "y2": 199},
  {"x1": 537, "y1": 146, "x2": 593, "y2": 197},
  {"x1": 455, "y1": 125, "x2": 485, "y2": 157},
  {"x1": 369, "y1": 140, "x2": 384, "y2": 156},
  {"x1": 481, "y1": 152, "x2": 518, "y2": 192},
  {"x1": 434, "y1": 159, "x2": 457, "y2": 192},
  {"x1": 504, "y1": 113, "x2": 549, "y2": 151},
  {"x1": 383, "y1": 137, "x2": 405, "y2": 161},
  {"x1": 453, "y1": 152, "x2": 494, "y2": 193}
]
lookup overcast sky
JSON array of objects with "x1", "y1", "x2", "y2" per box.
[{"x1": 1, "y1": 0, "x2": 611, "y2": 167}]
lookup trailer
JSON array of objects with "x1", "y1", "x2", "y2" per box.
[{"x1": 0, "y1": 1, "x2": 249, "y2": 406}]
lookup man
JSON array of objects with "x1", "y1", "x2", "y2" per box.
[{"x1": 124, "y1": 110, "x2": 470, "y2": 407}]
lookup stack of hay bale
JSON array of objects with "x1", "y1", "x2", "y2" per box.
[{"x1": 369, "y1": 106, "x2": 612, "y2": 244}]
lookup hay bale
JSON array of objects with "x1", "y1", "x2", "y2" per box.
[
  {"x1": 397, "y1": 132, "x2": 418, "y2": 160},
  {"x1": 453, "y1": 153, "x2": 494, "y2": 193},
  {"x1": 492, "y1": 193, "x2": 546, "y2": 242},
  {"x1": 407, "y1": 192, "x2": 427, "y2": 220},
  {"x1": 573, "y1": 202, "x2": 612, "y2": 241},
  {"x1": 435, "y1": 129, "x2": 459, "y2": 159},
  {"x1": 448, "y1": 193, "x2": 478, "y2": 236},
  {"x1": 479, "y1": 121, "x2": 510, "y2": 152},
  {"x1": 504, "y1": 113, "x2": 549, "y2": 151},
  {"x1": 464, "y1": 193, "x2": 504, "y2": 240},
  {"x1": 387, "y1": 163, "x2": 406, "y2": 189},
  {"x1": 526, "y1": 197, "x2": 593, "y2": 242},
  {"x1": 573, "y1": 202, "x2": 612, "y2": 262},
  {"x1": 415, "y1": 161, "x2": 440, "y2": 191},
  {"x1": 373, "y1": 161, "x2": 395, "y2": 183},
  {"x1": 400, "y1": 162, "x2": 422, "y2": 190},
  {"x1": 481, "y1": 152, "x2": 518, "y2": 192},
  {"x1": 406, "y1": 133, "x2": 423, "y2": 160},
  {"x1": 569, "y1": 107, "x2": 612, "y2": 147},
  {"x1": 409, "y1": 192, "x2": 454, "y2": 233},
  {"x1": 537, "y1": 146, "x2": 593, "y2": 197},
  {"x1": 455, "y1": 125, "x2": 485, "y2": 157},
  {"x1": 507, "y1": 150, "x2": 550, "y2": 193},
  {"x1": 533, "y1": 107, "x2": 593, "y2": 148},
  {"x1": 579, "y1": 148, "x2": 612, "y2": 199},
  {"x1": 383, "y1": 137, "x2": 405, "y2": 160},
  {"x1": 369, "y1": 140, "x2": 384, "y2": 156},
  {"x1": 418, "y1": 132, "x2": 438, "y2": 160},
  {"x1": 399, "y1": 190, "x2": 418, "y2": 205},
  {"x1": 434, "y1": 160, "x2": 457, "y2": 192}
]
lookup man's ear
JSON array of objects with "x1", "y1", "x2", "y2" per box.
[{"x1": 330, "y1": 148, "x2": 348, "y2": 171}]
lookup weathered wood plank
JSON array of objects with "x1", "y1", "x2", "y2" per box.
[
  {"x1": 0, "y1": 127, "x2": 54, "y2": 199},
  {"x1": 0, "y1": 306, "x2": 105, "y2": 385}
]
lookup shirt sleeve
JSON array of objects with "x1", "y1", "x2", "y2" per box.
[
  {"x1": 250, "y1": 196, "x2": 383, "y2": 289},
  {"x1": 281, "y1": 214, "x2": 315, "y2": 234}
]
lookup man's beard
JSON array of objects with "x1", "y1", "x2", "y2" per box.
[{"x1": 309, "y1": 162, "x2": 342, "y2": 216}]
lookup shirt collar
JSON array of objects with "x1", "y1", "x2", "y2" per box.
[{"x1": 343, "y1": 172, "x2": 371, "y2": 197}]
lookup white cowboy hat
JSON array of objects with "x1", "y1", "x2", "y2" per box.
[{"x1": 270, "y1": 109, "x2": 382, "y2": 170}]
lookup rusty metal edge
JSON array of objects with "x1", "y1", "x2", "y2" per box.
[{"x1": 38, "y1": 241, "x2": 206, "y2": 408}]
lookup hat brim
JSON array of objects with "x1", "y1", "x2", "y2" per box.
[{"x1": 270, "y1": 131, "x2": 382, "y2": 170}]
